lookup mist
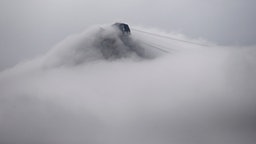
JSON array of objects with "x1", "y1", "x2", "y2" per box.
[
  {"x1": 0, "y1": 25, "x2": 256, "y2": 144},
  {"x1": 1, "y1": 0, "x2": 256, "y2": 71}
]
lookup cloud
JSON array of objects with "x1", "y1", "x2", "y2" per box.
[
  {"x1": 41, "y1": 24, "x2": 161, "y2": 69},
  {"x1": 0, "y1": 24, "x2": 256, "y2": 144}
]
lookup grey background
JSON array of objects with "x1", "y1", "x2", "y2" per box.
[{"x1": 0, "y1": 0, "x2": 256, "y2": 71}]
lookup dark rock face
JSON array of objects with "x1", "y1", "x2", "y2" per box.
[{"x1": 94, "y1": 23, "x2": 148, "y2": 59}]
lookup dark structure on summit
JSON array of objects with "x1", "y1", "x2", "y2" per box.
[
  {"x1": 97, "y1": 22, "x2": 146, "y2": 59},
  {"x1": 112, "y1": 23, "x2": 131, "y2": 35}
]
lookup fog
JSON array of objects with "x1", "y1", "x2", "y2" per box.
[
  {"x1": 0, "y1": 25, "x2": 256, "y2": 144},
  {"x1": 1, "y1": 0, "x2": 256, "y2": 71}
]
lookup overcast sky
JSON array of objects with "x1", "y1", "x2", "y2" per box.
[
  {"x1": 1, "y1": 1, "x2": 256, "y2": 143},
  {"x1": 0, "y1": 0, "x2": 256, "y2": 70}
]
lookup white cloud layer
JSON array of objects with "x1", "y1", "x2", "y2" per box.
[{"x1": 0, "y1": 25, "x2": 256, "y2": 144}]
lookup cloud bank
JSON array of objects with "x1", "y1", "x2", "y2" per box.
[{"x1": 0, "y1": 25, "x2": 256, "y2": 144}]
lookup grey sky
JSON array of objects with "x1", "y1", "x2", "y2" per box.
[
  {"x1": 1, "y1": 1, "x2": 256, "y2": 143},
  {"x1": 0, "y1": 0, "x2": 256, "y2": 70}
]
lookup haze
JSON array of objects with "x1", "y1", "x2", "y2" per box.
[
  {"x1": 1, "y1": 0, "x2": 256, "y2": 70},
  {"x1": 0, "y1": 1, "x2": 256, "y2": 144}
]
